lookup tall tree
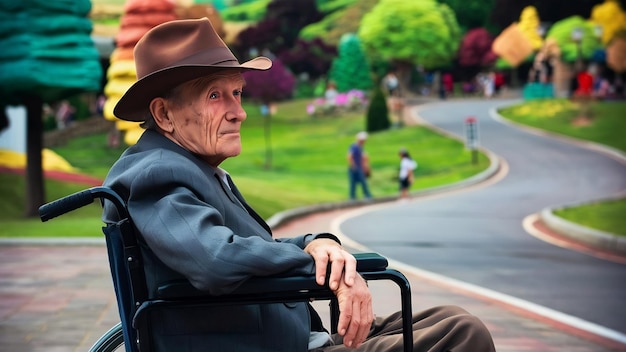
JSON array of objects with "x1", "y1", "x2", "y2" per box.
[
  {"x1": 0, "y1": 0, "x2": 101, "y2": 217},
  {"x1": 358, "y1": 0, "x2": 461, "y2": 94},
  {"x1": 329, "y1": 33, "x2": 373, "y2": 92},
  {"x1": 545, "y1": 16, "x2": 603, "y2": 63},
  {"x1": 439, "y1": 0, "x2": 496, "y2": 31},
  {"x1": 299, "y1": 0, "x2": 379, "y2": 46}
]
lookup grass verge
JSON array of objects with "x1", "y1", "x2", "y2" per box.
[{"x1": 554, "y1": 199, "x2": 626, "y2": 236}]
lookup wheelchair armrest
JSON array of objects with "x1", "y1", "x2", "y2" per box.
[
  {"x1": 354, "y1": 252, "x2": 388, "y2": 272},
  {"x1": 134, "y1": 252, "x2": 413, "y2": 352},
  {"x1": 157, "y1": 274, "x2": 327, "y2": 299},
  {"x1": 156, "y1": 253, "x2": 388, "y2": 299}
]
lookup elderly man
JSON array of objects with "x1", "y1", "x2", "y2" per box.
[{"x1": 103, "y1": 17, "x2": 495, "y2": 352}]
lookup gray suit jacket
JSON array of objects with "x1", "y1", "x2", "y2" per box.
[{"x1": 103, "y1": 129, "x2": 318, "y2": 351}]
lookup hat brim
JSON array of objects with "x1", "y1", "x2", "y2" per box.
[{"x1": 114, "y1": 56, "x2": 271, "y2": 122}]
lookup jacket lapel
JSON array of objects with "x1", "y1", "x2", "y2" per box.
[{"x1": 140, "y1": 131, "x2": 273, "y2": 235}]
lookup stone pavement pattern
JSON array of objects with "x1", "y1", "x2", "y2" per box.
[
  {"x1": 0, "y1": 246, "x2": 119, "y2": 352},
  {"x1": 1, "y1": 208, "x2": 624, "y2": 351}
]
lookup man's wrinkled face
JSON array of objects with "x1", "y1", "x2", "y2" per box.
[{"x1": 160, "y1": 71, "x2": 247, "y2": 166}]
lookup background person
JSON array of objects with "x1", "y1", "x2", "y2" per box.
[
  {"x1": 347, "y1": 131, "x2": 372, "y2": 200},
  {"x1": 54, "y1": 100, "x2": 74, "y2": 129},
  {"x1": 102, "y1": 17, "x2": 495, "y2": 352},
  {"x1": 398, "y1": 148, "x2": 417, "y2": 198},
  {"x1": 382, "y1": 69, "x2": 399, "y2": 97},
  {"x1": 324, "y1": 81, "x2": 339, "y2": 113}
]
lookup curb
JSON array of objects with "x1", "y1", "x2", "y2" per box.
[
  {"x1": 267, "y1": 153, "x2": 499, "y2": 229},
  {"x1": 540, "y1": 204, "x2": 626, "y2": 256}
]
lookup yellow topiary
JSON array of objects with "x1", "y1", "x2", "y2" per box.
[
  {"x1": 518, "y1": 6, "x2": 543, "y2": 50},
  {"x1": 0, "y1": 149, "x2": 78, "y2": 173},
  {"x1": 590, "y1": 0, "x2": 626, "y2": 45}
]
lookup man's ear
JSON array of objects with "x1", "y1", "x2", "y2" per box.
[{"x1": 150, "y1": 98, "x2": 174, "y2": 133}]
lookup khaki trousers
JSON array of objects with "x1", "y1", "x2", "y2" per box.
[{"x1": 316, "y1": 305, "x2": 496, "y2": 352}]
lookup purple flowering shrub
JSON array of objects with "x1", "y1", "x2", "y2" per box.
[
  {"x1": 242, "y1": 58, "x2": 295, "y2": 104},
  {"x1": 307, "y1": 89, "x2": 368, "y2": 116}
]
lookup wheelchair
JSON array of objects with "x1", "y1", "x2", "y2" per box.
[{"x1": 39, "y1": 186, "x2": 413, "y2": 352}]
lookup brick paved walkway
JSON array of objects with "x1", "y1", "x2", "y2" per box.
[{"x1": 2, "y1": 208, "x2": 624, "y2": 351}]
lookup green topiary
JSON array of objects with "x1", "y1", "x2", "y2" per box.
[
  {"x1": 329, "y1": 33, "x2": 373, "y2": 92},
  {"x1": 366, "y1": 87, "x2": 390, "y2": 133}
]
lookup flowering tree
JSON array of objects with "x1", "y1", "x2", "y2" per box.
[
  {"x1": 458, "y1": 28, "x2": 498, "y2": 68},
  {"x1": 278, "y1": 38, "x2": 337, "y2": 80},
  {"x1": 243, "y1": 58, "x2": 295, "y2": 104},
  {"x1": 235, "y1": 0, "x2": 322, "y2": 63},
  {"x1": 242, "y1": 58, "x2": 295, "y2": 169}
]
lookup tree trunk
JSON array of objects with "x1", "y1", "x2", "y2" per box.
[
  {"x1": 393, "y1": 61, "x2": 413, "y2": 98},
  {"x1": 391, "y1": 61, "x2": 412, "y2": 127},
  {"x1": 510, "y1": 66, "x2": 519, "y2": 88},
  {"x1": 24, "y1": 95, "x2": 45, "y2": 218},
  {"x1": 264, "y1": 111, "x2": 272, "y2": 170},
  {"x1": 0, "y1": 106, "x2": 8, "y2": 132}
]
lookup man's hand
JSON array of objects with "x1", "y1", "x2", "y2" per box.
[
  {"x1": 335, "y1": 274, "x2": 373, "y2": 349},
  {"x1": 304, "y1": 238, "x2": 357, "y2": 290}
]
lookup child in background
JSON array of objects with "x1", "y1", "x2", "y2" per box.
[{"x1": 398, "y1": 148, "x2": 417, "y2": 198}]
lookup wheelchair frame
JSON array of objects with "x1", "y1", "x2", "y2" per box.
[{"x1": 39, "y1": 186, "x2": 413, "y2": 352}]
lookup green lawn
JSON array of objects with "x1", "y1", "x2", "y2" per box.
[
  {"x1": 498, "y1": 99, "x2": 626, "y2": 237},
  {"x1": 0, "y1": 174, "x2": 105, "y2": 237},
  {"x1": 0, "y1": 98, "x2": 489, "y2": 237}
]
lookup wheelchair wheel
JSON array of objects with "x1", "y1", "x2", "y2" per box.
[{"x1": 89, "y1": 322, "x2": 125, "y2": 352}]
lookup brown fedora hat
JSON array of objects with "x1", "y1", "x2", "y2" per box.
[{"x1": 114, "y1": 17, "x2": 272, "y2": 121}]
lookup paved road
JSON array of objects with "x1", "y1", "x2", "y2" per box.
[{"x1": 339, "y1": 99, "x2": 626, "y2": 334}]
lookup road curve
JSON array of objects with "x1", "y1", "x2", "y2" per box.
[{"x1": 337, "y1": 99, "x2": 626, "y2": 335}]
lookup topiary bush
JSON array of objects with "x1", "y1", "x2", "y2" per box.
[
  {"x1": 366, "y1": 87, "x2": 390, "y2": 132},
  {"x1": 329, "y1": 33, "x2": 373, "y2": 92}
]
